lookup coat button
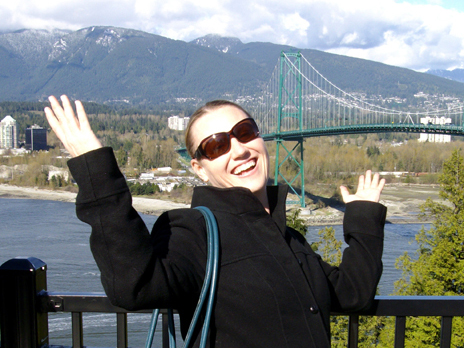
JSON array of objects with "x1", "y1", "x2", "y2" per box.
[{"x1": 309, "y1": 305, "x2": 319, "y2": 314}]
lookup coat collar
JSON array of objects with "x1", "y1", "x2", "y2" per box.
[{"x1": 190, "y1": 184, "x2": 289, "y2": 233}]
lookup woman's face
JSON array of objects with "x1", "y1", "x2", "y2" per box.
[{"x1": 190, "y1": 105, "x2": 269, "y2": 198}]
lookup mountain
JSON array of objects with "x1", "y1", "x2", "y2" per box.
[
  {"x1": 426, "y1": 68, "x2": 464, "y2": 83},
  {"x1": 0, "y1": 26, "x2": 464, "y2": 107},
  {"x1": 192, "y1": 34, "x2": 464, "y2": 100},
  {"x1": 0, "y1": 27, "x2": 269, "y2": 106}
]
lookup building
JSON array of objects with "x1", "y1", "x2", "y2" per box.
[
  {"x1": 48, "y1": 169, "x2": 70, "y2": 182},
  {"x1": 25, "y1": 125, "x2": 48, "y2": 151},
  {"x1": 418, "y1": 116, "x2": 452, "y2": 143},
  {"x1": 0, "y1": 115, "x2": 18, "y2": 149},
  {"x1": 168, "y1": 116, "x2": 190, "y2": 131}
]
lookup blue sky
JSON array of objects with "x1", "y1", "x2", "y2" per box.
[
  {"x1": 1, "y1": 0, "x2": 464, "y2": 72},
  {"x1": 399, "y1": 0, "x2": 464, "y2": 12}
]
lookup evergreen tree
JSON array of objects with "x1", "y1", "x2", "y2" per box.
[
  {"x1": 394, "y1": 148, "x2": 464, "y2": 347},
  {"x1": 286, "y1": 209, "x2": 308, "y2": 236},
  {"x1": 312, "y1": 226, "x2": 386, "y2": 347}
]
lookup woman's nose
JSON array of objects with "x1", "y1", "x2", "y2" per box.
[{"x1": 229, "y1": 137, "x2": 249, "y2": 158}]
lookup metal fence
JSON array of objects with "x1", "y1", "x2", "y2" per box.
[{"x1": 1, "y1": 257, "x2": 463, "y2": 348}]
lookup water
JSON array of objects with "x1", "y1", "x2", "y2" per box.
[
  {"x1": 0, "y1": 198, "x2": 428, "y2": 347},
  {"x1": 0, "y1": 198, "x2": 161, "y2": 347},
  {"x1": 306, "y1": 223, "x2": 422, "y2": 296}
]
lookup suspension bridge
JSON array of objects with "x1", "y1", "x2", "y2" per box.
[
  {"x1": 178, "y1": 51, "x2": 464, "y2": 206},
  {"x1": 249, "y1": 51, "x2": 464, "y2": 206}
]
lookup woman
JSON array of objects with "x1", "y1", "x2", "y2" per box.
[{"x1": 45, "y1": 95, "x2": 386, "y2": 348}]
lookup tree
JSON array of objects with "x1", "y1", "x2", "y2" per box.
[
  {"x1": 286, "y1": 209, "x2": 308, "y2": 236},
  {"x1": 312, "y1": 226, "x2": 342, "y2": 265},
  {"x1": 312, "y1": 226, "x2": 386, "y2": 348},
  {"x1": 115, "y1": 147, "x2": 128, "y2": 167},
  {"x1": 394, "y1": 148, "x2": 464, "y2": 347}
]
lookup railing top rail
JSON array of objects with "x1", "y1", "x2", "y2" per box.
[
  {"x1": 40, "y1": 291, "x2": 154, "y2": 314},
  {"x1": 336, "y1": 295, "x2": 464, "y2": 317},
  {"x1": 40, "y1": 291, "x2": 464, "y2": 317}
]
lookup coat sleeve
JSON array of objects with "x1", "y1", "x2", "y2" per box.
[
  {"x1": 67, "y1": 147, "x2": 207, "y2": 311},
  {"x1": 315, "y1": 201, "x2": 387, "y2": 313}
]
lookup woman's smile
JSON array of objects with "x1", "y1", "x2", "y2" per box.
[{"x1": 232, "y1": 158, "x2": 257, "y2": 176}]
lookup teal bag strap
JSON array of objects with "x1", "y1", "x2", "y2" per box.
[{"x1": 145, "y1": 206, "x2": 219, "y2": 348}]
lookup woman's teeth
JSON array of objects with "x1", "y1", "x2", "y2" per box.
[{"x1": 233, "y1": 160, "x2": 256, "y2": 175}]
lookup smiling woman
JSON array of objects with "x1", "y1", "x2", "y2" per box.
[
  {"x1": 186, "y1": 101, "x2": 270, "y2": 212},
  {"x1": 44, "y1": 95, "x2": 387, "y2": 348}
]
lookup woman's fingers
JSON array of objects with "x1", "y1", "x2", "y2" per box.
[
  {"x1": 75, "y1": 100, "x2": 91, "y2": 131},
  {"x1": 363, "y1": 169, "x2": 372, "y2": 188},
  {"x1": 341, "y1": 170, "x2": 385, "y2": 204},
  {"x1": 45, "y1": 95, "x2": 102, "y2": 157}
]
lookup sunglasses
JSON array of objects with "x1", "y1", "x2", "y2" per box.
[{"x1": 194, "y1": 118, "x2": 260, "y2": 160}]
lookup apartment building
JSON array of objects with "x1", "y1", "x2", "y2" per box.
[
  {"x1": 0, "y1": 115, "x2": 18, "y2": 149},
  {"x1": 168, "y1": 116, "x2": 190, "y2": 131}
]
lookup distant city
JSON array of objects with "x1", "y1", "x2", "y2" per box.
[
  {"x1": 0, "y1": 115, "x2": 47, "y2": 152},
  {"x1": 0, "y1": 114, "x2": 204, "y2": 191},
  {"x1": 0, "y1": 99, "x2": 453, "y2": 190}
]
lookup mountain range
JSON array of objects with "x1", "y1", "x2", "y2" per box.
[
  {"x1": 1, "y1": 26, "x2": 463, "y2": 108},
  {"x1": 426, "y1": 68, "x2": 464, "y2": 83}
]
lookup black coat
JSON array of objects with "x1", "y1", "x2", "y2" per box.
[{"x1": 68, "y1": 147, "x2": 387, "y2": 348}]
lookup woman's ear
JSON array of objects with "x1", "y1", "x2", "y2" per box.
[{"x1": 191, "y1": 158, "x2": 209, "y2": 183}]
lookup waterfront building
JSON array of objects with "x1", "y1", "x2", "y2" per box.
[
  {"x1": 0, "y1": 115, "x2": 18, "y2": 149},
  {"x1": 419, "y1": 116, "x2": 452, "y2": 143},
  {"x1": 168, "y1": 116, "x2": 190, "y2": 131},
  {"x1": 25, "y1": 125, "x2": 47, "y2": 151},
  {"x1": 47, "y1": 168, "x2": 70, "y2": 182}
]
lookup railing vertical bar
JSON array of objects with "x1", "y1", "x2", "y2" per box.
[
  {"x1": 440, "y1": 316, "x2": 453, "y2": 348},
  {"x1": 162, "y1": 312, "x2": 169, "y2": 348},
  {"x1": 71, "y1": 312, "x2": 83, "y2": 348},
  {"x1": 394, "y1": 316, "x2": 406, "y2": 348},
  {"x1": 117, "y1": 313, "x2": 128, "y2": 348},
  {"x1": 347, "y1": 315, "x2": 359, "y2": 348}
]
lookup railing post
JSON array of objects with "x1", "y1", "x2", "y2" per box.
[
  {"x1": 394, "y1": 316, "x2": 406, "y2": 348},
  {"x1": 347, "y1": 315, "x2": 359, "y2": 348},
  {"x1": 0, "y1": 257, "x2": 49, "y2": 348},
  {"x1": 440, "y1": 316, "x2": 453, "y2": 348}
]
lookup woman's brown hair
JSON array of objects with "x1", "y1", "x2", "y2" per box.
[{"x1": 184, "y1": 100, "x2": 252, "y2": 159}]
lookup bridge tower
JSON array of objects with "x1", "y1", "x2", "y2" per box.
[{"x1": 274, "y1": 51, "x2": 305, "y2": 207}]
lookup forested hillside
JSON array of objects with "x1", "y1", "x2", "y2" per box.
[
  {"x1": 1, "y1": 27, "x2": 464, "y2": 107},
  {"x1": 3, "y1": 102, "x2": 464, "y2": 200}
]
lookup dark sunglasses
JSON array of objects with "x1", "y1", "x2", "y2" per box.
[{"x1": 194, "y1": 118, "x2": 260, "y2": 160}]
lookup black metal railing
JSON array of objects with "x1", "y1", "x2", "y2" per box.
[{"x1": 2, "y1": 257, "x2": 464, "y2": 348}]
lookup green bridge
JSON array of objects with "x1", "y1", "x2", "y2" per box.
[{"x1": 179, "y1": 51, "x2": 464, "y2": 206}]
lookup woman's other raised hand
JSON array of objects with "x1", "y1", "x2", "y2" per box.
[
  {"x1": 44, "y1": 95, "x2": 102, "y2": 157},
  {"x1": 340, "y1": 170, "x2": 385, "y2": 204}
]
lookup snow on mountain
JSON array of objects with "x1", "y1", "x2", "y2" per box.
[
  {"x1": 190, "y1": 34, "x2": 243, "y2": 54},
  {"x1": 0, "y1": 28, "x2": 70, "y2": 63}
]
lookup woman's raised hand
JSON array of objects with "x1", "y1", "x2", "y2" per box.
[
  {"x1": 44, "y1": 95, "x2": 102, "y2": 157},
  {"x1": 340, "y1": 170, "x2": 385, "y2": 204}
]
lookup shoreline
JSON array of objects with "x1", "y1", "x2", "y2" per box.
[
  {"x1": 293, "y1": 183, "x2": 438, "y2": 225},
  {"x1": 0, "y1": 184, "x2": 190, "y2": 216},
  {"x1": 0, "y1": 183, "x2": 436, "y2": 225}
]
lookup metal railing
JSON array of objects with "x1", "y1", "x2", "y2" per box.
[{"x1": 1, "y1": 257, "x2": 464, "y2": 348}]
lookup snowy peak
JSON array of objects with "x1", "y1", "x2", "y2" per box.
[
  {"x1": 0, "y1": 26, "x2": 154, "y2": 65},
  {"x1": 191, "y1": 34, "x2": 243, "y2": 54},
  {"x1": 0, "y1": 28, "x2": 70, "y2": 61},
  {"x1": 48, "y1": 26, "x2": 153, "y2": 63}
]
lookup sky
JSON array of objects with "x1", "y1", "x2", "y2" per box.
[{"x1": 1, "y1": 0, "x2": 464, "y2": 72}]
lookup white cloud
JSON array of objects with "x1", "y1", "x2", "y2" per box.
[
  {"x1": 1, "y1": 0, "x2": 464, "y2": 71},
  {"x1": 281, "y1": 12, "x2": 310, "y2": 37}
]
